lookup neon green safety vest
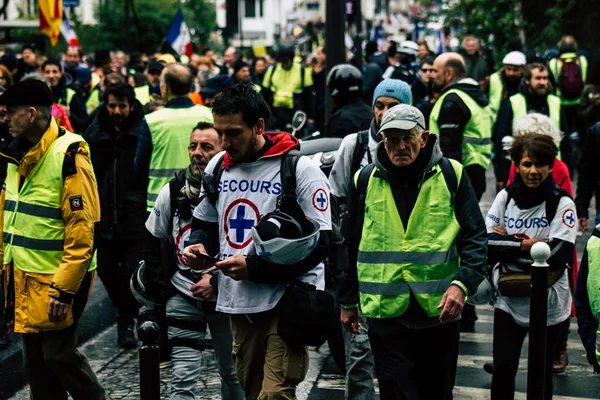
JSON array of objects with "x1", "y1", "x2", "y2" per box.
[
  {"x1": 355, "y1": 159, "x2": 463, "y2": 319},
  {"x1": 3, "y1": 132, "x2": 96, "y2": 274},
  {"x1": 548, "y1": 53, "x2": 588, "y2": 106},
  {"x1": 262, "y1": 63, "x2": 313, "y2": 109},
  {"x1": 134, "y1": 85, "x2": 151, "y2": 106},
  {"x1": 488, "y1": 72, "x2": 504, "y2": 123},
  {"x1": 86, "y1": 87, "x2": 100, "y2": 114},
  {"x1": 58, "y1": 88, "x2": 76, "y2": 107},
  {"x1": 145, "y1": 105, "x2": 213, "y2": 210},
  {"x1": 509, "y1": 93, "x2": 561, "y2": 129},
  {"x1": 585, "y1": 230, "x2": 600, "y2": 365},
  {"x1": 429, "y1": 89, "x2": 492, "y2": 169}
]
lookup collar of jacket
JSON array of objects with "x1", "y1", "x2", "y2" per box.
[
  {"x1": 165, "y1": 96, "x2": 195, "y2": 109},
  {"x1": 17, "y1": 118, "x2": 61, "y2": 178}
]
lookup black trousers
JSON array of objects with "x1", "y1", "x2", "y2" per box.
[
  {"x1": 367, "y1": 318, "x2": 460, "y2": 400},
  {"x1": 96, "y1": 238, "x2": 142, "y2": 321},
  {"x1": 464, "y1": 164, "x2": 486, "y2": 202},
  {"x1": 491, "y1": 309, "x2": 565, "y2": 400}
]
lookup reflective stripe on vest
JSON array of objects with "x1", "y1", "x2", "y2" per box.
[
  {"x1": 586, "y1": 232, "x2": 600, "y2": 365},
  {"x1": 548, "y1": 53, "x2": 588, "y2": 106},
  {"x1": 429, "y1": 88, "x2": 492, "y2": 169},
  {"x1": 355, "y1": 159, "x2": 463, "y2": 319},
  {"x1": 134, "y1": 85, "x2": 151, "y2": 105},
  {"x1": 509, "y1": 93, "x2": 561, "y2": 129},
  {"x1": 2, "y1": 132, "x2": 95, "y2": 274},
  {"x1": 488, "y1": 72, "x2": 504, "y2": 122},
  {"x1": 146, "y1": 105, "x2": 213, "y2": 210}
]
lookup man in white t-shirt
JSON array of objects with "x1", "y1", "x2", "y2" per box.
[
  {"x1": 182, "y1": 83, "x2": 332, "y2": 400},
  {"x1": 142, "y1": 122, "x2": 244, "y2": 400}
]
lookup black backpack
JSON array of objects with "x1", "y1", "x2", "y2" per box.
[{"x1": 558, "y1": 56, "x2": 584, "y2": 100}]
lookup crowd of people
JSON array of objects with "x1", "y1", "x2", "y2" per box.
[{"x1": 0, "y1": 31, "x2": 598, "y2": 400}]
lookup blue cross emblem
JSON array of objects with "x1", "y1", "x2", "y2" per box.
[
  {"x1": 229, "y1": 205, "x2": 254, "y2": 243},
  {"x1": 565, "y1": 212, "x2": 574, "y2": 226},
  {"x1": 316, "y1": 192, "x2": 327, "y2": 209}
]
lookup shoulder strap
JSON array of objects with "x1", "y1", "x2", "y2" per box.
[
  {"x1": 277, "y1": 150, "x2": 301, "y2": 208},
  {"x1": 351, "y1": 130, "x2": 370, "y2": 178},
  {"x1": 168, "y1": 169, "x2": 187, "y2": 232},
  {"x1": 62, "y1": 142, "x2": 81, "y2": 178},
  {"x1": 352, "y1": 163, "x2": 376, "y2": 240},
  {"x1": 545, "y1": 186, "x2": 571, "y2": 223},
  {"x1": 202, "y1": 154, "x2": 225, "y2": 205},
  {"x1": 300, "y1": 65, "x2": 305, "y2": 88},
  {"x1": 438, "y1": 157, "x2": 457, "y2": 207}
]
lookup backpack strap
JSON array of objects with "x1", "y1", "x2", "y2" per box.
[
  {"x1": 350, "y1": 130, "x2": 371, "y2": 178},
  {"x1": 300, "y1": 65, "x2": 305, "y2": 89},
  {"x1": 352, "y1": 163, "x2": 376, "y2": 241},
  {"x1": 168, "y1": 169, "x2": 188, "y2": 234},
  {"x1": 545, "y1": 186, "x2": 571, "y2": 223},
  {"x1": 202, "y1": 154, "x2": 226, "y2": 205},
  {"x1": 438, "y1": 157, "x2": 457, "y2": 207},
  {"x1": 277, "y1": 150, "x2": 301, "y2": 209}
]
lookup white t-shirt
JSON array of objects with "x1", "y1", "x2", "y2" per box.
[
  {"x1": 145, "y1": 183, "x2": 212, "y2": 301},
  {"x1": 193, "y1": 151, "x2": 332, "y2": 314},
  {"x1": 329, "y1": 131, "x2": 379, "y2": 199},
  {"x1": 486, "y1": 189, "x2": 577, "y2": 326}
]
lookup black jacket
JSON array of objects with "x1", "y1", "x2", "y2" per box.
[
  {"x1": 576, "y1": 122, "x2": 600, "y2": 218},
  {"x1": 436, "y1": 79, "x2": 490, "y2": 162},
  {"x1": 51, "y1": 78, "x2": 89, "y2": 134},
  {"x1": 326, "y1": 99, "x2": 373, "y2": 138},
  {"x1": 338, "y1": 135, "x2": 488, "y2": 313},
  {"x1": 411, "y1": 77, "x2": 431, "y2": 106},
  {"x1": 83, "y1": 100, "x2": 147, "y2": 242}
]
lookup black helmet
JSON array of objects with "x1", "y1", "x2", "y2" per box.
[{"x1": 326, "y1": 64, "x2": 362, "y2": 99}]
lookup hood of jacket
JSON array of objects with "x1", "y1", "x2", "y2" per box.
[
  {"x1": 222, "y1": 131, "x2": 300, "y2": 168},
  {"x1": 442, "y1": 78, "x2": 489, "y2": 108},
  {"x1": 374, "y1": 133, "x2": 443, "y2": 182}
]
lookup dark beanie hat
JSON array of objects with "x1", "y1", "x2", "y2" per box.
[
  {"x1": 232, "y1": 59, "x2": 249, "y2": 76},
  {"x1": 0, "y1": 79, "x2": 53, "y2": 107}
]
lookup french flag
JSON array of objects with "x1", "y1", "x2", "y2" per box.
[
  {"x1": 60, "y1": 7, "x2": 79, "y2": 47},
  {"x1": 166, "y1": 9, "x2": 192, "y2": 58}
]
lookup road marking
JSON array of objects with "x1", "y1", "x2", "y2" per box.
[
  {"x1": 454, "y1": 386, "x2": 599, "y2": 400},
  {"x1": 457, "y1": 354, "x2": 594, "y2": 375},
  {"x1": 459, "y1": 332, "x2": 586, "y2": 351}
]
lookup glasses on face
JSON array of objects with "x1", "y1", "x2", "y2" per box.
[
  {"x1": 421, "y1": 68, "x2": 434, "y2": 73},
  {"x1": 383, "y1": 134, "x2": 418, "y2": 147}
]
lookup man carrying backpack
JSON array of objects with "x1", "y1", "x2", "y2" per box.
[
  {"x1": 549, "y1": 35, "x2": 588, "y2": 146},
  {"x1": 330, "y1": 78, "x2": 411, "y2": 399},
  {"x1": 133, "y1": 122, "x2": 244, "y2": 400},
  {"x1": 339, "y1": 104, "x2": 487, "y2": 399},
  {"x1": 182, "y1": 83, "x2": 332, "y2": 400}
]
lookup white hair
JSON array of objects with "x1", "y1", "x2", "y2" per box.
[{"x1": 512, "y1": 113, "x2": 563, "y2": 145}]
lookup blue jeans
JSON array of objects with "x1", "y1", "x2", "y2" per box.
[
  {"x1": 166, "y1": 294, "x2": 244, "y2": 400},
  {"x1": 342, "y1": 311, "x2": 375, "y2": 399}
]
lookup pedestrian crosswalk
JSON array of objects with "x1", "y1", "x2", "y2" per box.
[{"x1": 304, "y1": 305, "x2": 600, "y2": 400}]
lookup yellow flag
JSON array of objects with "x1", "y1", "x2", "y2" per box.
[{"x1": 39, "y1": 0, "x2": 63, "y2": 46}]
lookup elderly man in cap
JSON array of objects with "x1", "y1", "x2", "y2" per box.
[
  {"x1": 0, "y1": 80, "x2": 108, "y2": 399},
  {"x1": 339, "y1": 104, "x2": 487, "y2": 400}
]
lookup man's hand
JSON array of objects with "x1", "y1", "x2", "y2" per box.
[
  {"x1": 493, "y1": 226, "x2": 507, "y2": 235},
  {"x1": 437, "y1": 284, "x2": 466, "y2": 324},
  {"x1": 341, "y1": 307, "x2": 360, "y2": 334},
  {"x1": 215, "y1": 255, "x2": 249, "y2": 281},
  {"x1": 190, "y1": 273, "x2": 216, "y2": 299},
  {"x1": 48, "y1": 297, "x2": 69, "y2": 323},
  {"x1": 520, "y1": 238, "x2": 547, "y2": 252},
  {"x1": 579, "y1": 217, "x2": 588, "y2": 233},
  {"x1": 182, "y1": 244, "x2": 214, "y2": 270}
]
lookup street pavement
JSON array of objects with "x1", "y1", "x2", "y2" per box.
[{"x1": 4, "y1": 169, "x2": 600, "y2": 399}]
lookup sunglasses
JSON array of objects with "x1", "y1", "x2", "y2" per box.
[{"x1": 421, "y1": 68, "x2": 434, "y2": 73}]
